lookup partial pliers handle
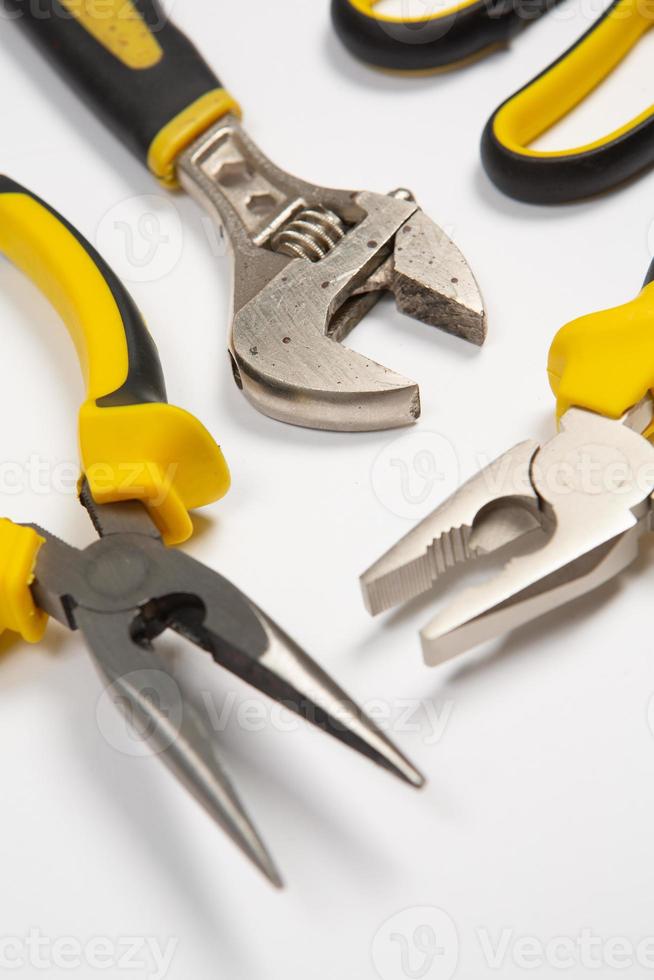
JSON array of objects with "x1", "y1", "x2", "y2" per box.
[
  {"x1": 482, "y1": 0, "x2": 654, "y2": 203},
  {"x1": 330, "y1": 0, "x2": 559, "y2": 73},
  {"x1": 548, "y1": 267, "x2": 654, "y2": 424},
  {"x1": 0, "y1": 178, "x2": 230, "y2": 639},
  {"x1": 5, "y1": 0, "x2": 240, "y2": 186}
]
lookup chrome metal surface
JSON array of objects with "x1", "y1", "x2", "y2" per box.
[
  {"x1": 270, "y1": 205, "x2": 347, "y2": 261},
  {"x1": 178, "y1": 115, "x2": 485, "y2": 431},
  {"x1": 361, "y1": 401, "x2": 654, "y2": 664}
]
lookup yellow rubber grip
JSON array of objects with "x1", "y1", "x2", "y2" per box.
[
  {"x1": 0, "y1": 192, "x2": 129, "y2": 399},
  {"x1": 0, "y1": 180, "x2": 230, "y2": 547},
  {"x1": 57, "y1": 0, "x2": 163, "y2": 69},
  {"x1": 9, "y1": 0, "x2": 240, "y2": 186},
  {"x1": 548, "y1": 281, "x2": 654, "y2": 424},
  {"x1": 148, "y1": 89, "x2": 241, "y2": 187},
  {"x1": 0, "y1": 521, "x2": 47, "y2": 643}
]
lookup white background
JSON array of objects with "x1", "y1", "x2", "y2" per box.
[{"x1": 0, "y1": 1, "x2": 654, "y2": 977}]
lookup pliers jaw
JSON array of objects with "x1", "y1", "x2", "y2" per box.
[
  {"x1": 362, "y1": 403, "x2": 654, "y2": 665},
  {"x1": 178, "y1": 115, "x2": 485, "y2": 432},
  {"x1": 30, "y1": 486, "x2": 424, "y2": 886}
]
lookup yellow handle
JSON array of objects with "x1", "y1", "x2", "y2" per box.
[
  {"x1": 57, "y1": 0, "x2": 164, "y2": 69},
  {"x1": 0, "y1": 179, "x2": 230, "y2": 547},
  {"x1": 8, "y1": 0, "x2": 240, "y2": 187},
  {"x1": 0, "y1": 522, "x2": 47, "y2": 644},
  {"x1": 548, "y1": 280, "x2": 654, "y2": 425},
  {"x1": 0, "y1": 189, "x2": 130, "y2": 400}
]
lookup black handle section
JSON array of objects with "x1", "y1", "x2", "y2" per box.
[
  {"x1": 4, "y1": 0, "x2": 222, "y2": 170},
  {"x1": 0, "y1": 175, "x2": 167, "y2": 407},
  {"x1": 330, "y1": 0, "x2": 560, "y2": 72},
  {"x1": 481, "y1": 115, "x2": 654, "y2": 204}
]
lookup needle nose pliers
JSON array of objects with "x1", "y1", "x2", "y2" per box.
[
  {"x1": 361, "y1": 261, "x2": 654, "y2": 663},
  {"x1": 0, "y1": 177, "x2": 424, "y2": 887},
  {"x1": 7, "y1": 0, "x2": 485, "y2": 432}
]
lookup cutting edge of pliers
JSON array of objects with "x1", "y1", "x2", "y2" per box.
[
  {"x1": 482, "y1": 0, "x2": 654, "y2": 203},
  {"x1": 0, "y1": 178, "x2": 425, "y2": 888},
  {"x1": 360, "y1": 272, "x2": 654, "y2": 663}
]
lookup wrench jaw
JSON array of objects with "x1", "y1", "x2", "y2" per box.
[
  {"x1": 227, "y1": 190, "x2": 426, "y2": 431},
  {"x1": 178, "y1": 117, "x2": 486, "y2": 430},
  {"x1": 390, "y1": 210, "x2": 487, "y2": 346},
  {"x1": 229, "y1": 351, "x2": 421, "y2": 432},
  {"x1": 230, "y1": 254, "x2": 421, "y2": 431},
  {"x1": 227, "y1": 193, "x2": 485, "y2": 431}
]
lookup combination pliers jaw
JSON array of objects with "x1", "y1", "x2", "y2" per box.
[
  {"x1": 0, "y1": 178, "x2": 423, "y2": 888},
  {"x1": 8, "y1": 0, "x2": 486, "y2": 432},
  {"x1": 361, "y1": 274, "x2": 654, "y2": 663}
]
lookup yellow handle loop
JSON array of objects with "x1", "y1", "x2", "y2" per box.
[{"x1": 493, "y1": 0, "x2": 654, "y2": 159}]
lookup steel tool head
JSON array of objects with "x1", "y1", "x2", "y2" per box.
[
  {"x1": 361, "y1": 404, "x2": 654, "y2": 664},
  {"x1": 30, "y1": 487, "x2": 424, "y2": 885},
  {"x1": 76, "y1": 605, "x2": 285, "y2": 887},
  {"x1": 179, "y1": 116, "x2": 486, "y2": 431}
]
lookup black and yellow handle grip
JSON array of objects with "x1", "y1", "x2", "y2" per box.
[
  {"x1": 330, "y1": 0, "x2": 559, "y2": 73},
  {"x1": 481, "y1": 0, "x2": 654, "y2": 203},
  {"x1": 0, "y1": 177, "x2": 230, "y2": 545},
  {"x1": 5, "y1": 0, "x2": 239, "y2": 186}
]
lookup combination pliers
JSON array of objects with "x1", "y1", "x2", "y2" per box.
[
  {"x1": 361, "y1": 263, "x2": 654, "y2": 663},
  {"x1": 0, "y1": 177, "x2": 423, "y2": 886},
  {"x1": 7, "y1": 0, "x2": 486, "y2": 431}
]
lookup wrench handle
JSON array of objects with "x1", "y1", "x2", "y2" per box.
[{"x1": 6, "y1": 0, "x2": 239, "y2": 186}]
